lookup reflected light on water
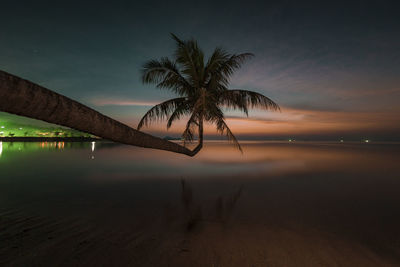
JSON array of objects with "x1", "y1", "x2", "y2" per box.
[
  {"x1": 1, "y1": 141, "x2": 400, "y2": 181},
  {"x1": 40, "y1": 142, "x2": 65, "y2": 149}
]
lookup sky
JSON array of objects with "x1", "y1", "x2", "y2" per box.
[{"x1": 1, "y1": 0, "x2": 399, "y2": 140}]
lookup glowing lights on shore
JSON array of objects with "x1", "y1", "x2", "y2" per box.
[
  {"x1": 0, "y1": 123, "x2": 86, "y2": 137},
  {"x1": 364, "y1": 139, "x2": 370, "y2": 143}
]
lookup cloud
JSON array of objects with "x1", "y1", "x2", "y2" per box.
[
  {"x1": 91, "y1": 98, "x2": 159, "y2": 107},
  {"x1": 222, "y1": 106, "x2": 400, "y2": 137}
]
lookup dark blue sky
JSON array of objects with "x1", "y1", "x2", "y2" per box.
[{"x1": 1, "y1": 0, "x2": 399, "y2": 139}]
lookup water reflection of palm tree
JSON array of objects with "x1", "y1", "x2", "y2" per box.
[{"x1": 138, "y1": 34, "x2": 279, "y2": 155}]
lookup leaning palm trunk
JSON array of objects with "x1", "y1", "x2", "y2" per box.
[{"x1": 0, "y1": 70, "x2": 196, "y2": 156}]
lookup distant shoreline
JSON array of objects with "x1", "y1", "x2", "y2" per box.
[
  {"x1": 0, "y1": 137, "x2": 101, "y2": 142},
  {"x1": 0, "y1": 137, "x2": 399, "y2": 144}
]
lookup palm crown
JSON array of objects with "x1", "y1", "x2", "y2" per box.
[{"x1": 138, "y1": 34, "x2": 279, "y2": 155}]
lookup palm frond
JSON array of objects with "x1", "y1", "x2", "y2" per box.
[
  {"x1": 219, "y1": 53, "x2": 254, "y2": 81},
  {"x1": 219, "y1": 89, "x2": 280, "y2": 115},
  {"x1": 204, "y1": 47, "x2": 229, "y2": 79},
  {"x1": 167, "y1": 100, "x2": 192, "y2": 129},
  {"x1": 181, "y1": 112, "x2": 199, "y2": 144},
  {"x1": 170, "y1": 33, "x2": 202, "y2": 88},
  {"x1": 201, "y1": 104, "x2": 242, "y2": 152},
  {"x1": 181, "y1": 98, "x2": 204, "y2": 143},
  {"x1": 203, "y1": 101, "x2": 224, "y2": 122},
  {"x1": 215, "y1": 117, "x2": 242, "y2": 153},
  {"x1": 141, "y1": 57, "x2": 192, "y2": 96},
  {"x1": 137, "y1": 97, "x2": 186, "y2": 130},
  {"x1": 207, "y1": 53, "x2": 254, "y2": 92}
]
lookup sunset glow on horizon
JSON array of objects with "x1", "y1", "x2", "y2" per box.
[{"x1": 106, "y1": 105, "x2": 400, "y2": 141}]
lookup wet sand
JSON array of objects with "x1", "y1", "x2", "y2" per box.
[{"x1": 2, "y1": 214, "x2": 398, "y2": 267}]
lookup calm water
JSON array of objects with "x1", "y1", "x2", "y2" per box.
[{"x1": 1, "y1": 141, "x2": 400, "y2": 266}]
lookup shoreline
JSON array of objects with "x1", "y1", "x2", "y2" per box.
[
  {"x1": 0, "y1": 137, "x2": 102, "y2": 142},
  {"x1": 0, "y1": 137, "x2": 399, "y2": 144}
]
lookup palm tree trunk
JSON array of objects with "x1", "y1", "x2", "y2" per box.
[
  {"x1": 0, "y1": 70, "x2": 194, "y2": 156},
  {"x1": 189, "y1": 119, "x2": 203, "y2": 156}
]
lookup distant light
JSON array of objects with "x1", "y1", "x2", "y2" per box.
[
  {"x1": 91, "y1": 155, "x2": 95, "y2": 160},
  {"x1": 288, "y1": 139, "x2": 292, "y2": 142},
  {"x1": 91, "y1": 141, "x2": 95, "y2": 152},
  {"x1": 0, "y1": 126, "x2": 4, "y2": 128},
  {"x1": 340, "y1": 139, "x2": 344, "y2": 143},
  {"x1": 19, "y1": 128, "x2": 23, "y2": 130},
  {"x1": 365, "y1": 139, "x2": 370, "y2": 143}
]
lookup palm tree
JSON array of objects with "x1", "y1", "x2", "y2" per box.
[
  {"x1": 0, "y1": 70, "x2": 192, "y2": 155},
  {"x1": 138, "y1": 34, "x2": 280, "y2": 156}
]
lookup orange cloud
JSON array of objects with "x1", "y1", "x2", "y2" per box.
[{"x1": 221, "y1": 107, "x2": 400, "y2": 136}]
